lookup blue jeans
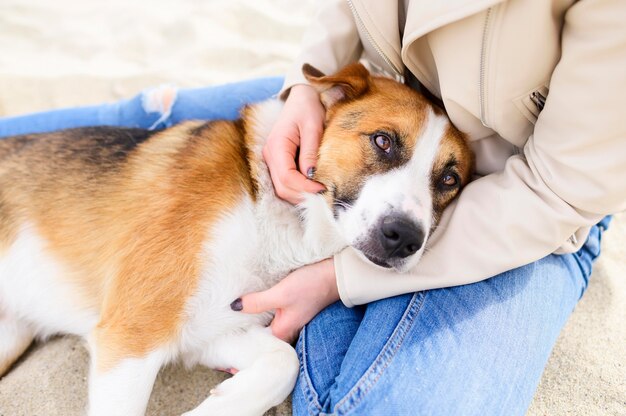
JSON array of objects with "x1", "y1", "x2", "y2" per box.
[
  {"x1": 0, "y1": 79, "x2": 610, "y2": 415},
  {"x1": 294, "y1": 216, "x2": 610, "y2": 416},
  {"x1": 0, "y1": 77, "x2": 284, "y2": 137}
]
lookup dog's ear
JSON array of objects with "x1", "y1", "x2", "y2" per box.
[{"x1": 302, "y1": 63, "x2": 371, "y2": 109}]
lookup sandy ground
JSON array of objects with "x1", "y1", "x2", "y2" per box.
[{"x1": 0, "y1": 1, "x2": 624, "y2": 415}]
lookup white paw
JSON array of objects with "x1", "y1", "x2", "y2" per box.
[
  {"x1": 207, "y1": 376, "x2": 236, "y2": 397},
  {"x1": 182, "y1": 378, "x2": 265, "y2": 416}
]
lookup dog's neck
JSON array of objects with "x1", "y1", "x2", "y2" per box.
[{"x1": 239, "y1": 99, "x2": 346, "y2": 278}]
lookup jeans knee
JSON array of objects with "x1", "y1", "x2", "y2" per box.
[{"x1": 140, "y1": 85, "x2": 178, "y2": 130}]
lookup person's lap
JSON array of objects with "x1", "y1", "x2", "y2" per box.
[
  {"x1": 0, "y1": 78, "x2": 609, "y2": 415},
  {"x1": 294, "y1": 217, "x2": 609, "y2": 416}
]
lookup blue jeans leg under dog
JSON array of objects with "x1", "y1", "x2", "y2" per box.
[
  {"x1": 0, "y1": 77, "x2": 284, "y2": 137},
  {"x1": 0, "y1": 78, "x2": 611, "y2": 415}
]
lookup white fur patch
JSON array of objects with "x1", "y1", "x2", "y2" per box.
[
  {"x1": 0, "y1": 223, "x2": 98, "y2": 338},
  {"x1": 181, "y1": 192, "x2": 344, "y2": 363},
  {"x1": 183, "y1": 327, "x2": 298, "y2": 416},
  {"x1": 246, "y1": 99, "x2": 284, "y2": 194},
  {"x1": 0, "y1": 316, "x2": 33, "y2": 374},
  {"x1": 88, "y1": 347, "x2": 167, "y2": 416}
]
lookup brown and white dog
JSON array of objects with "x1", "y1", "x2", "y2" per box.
[{"x1": 0, "y1": 63, "x2": 472, "y2": 415}]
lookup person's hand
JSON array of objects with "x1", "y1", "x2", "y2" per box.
[
  {"x1": 230, "y1": 259, "x2": 339, "y2": 343},
  {"x1": 263, "y1": 84, "x2": 326, "y2": 204}
]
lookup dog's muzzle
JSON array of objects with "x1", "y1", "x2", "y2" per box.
[{"x1": 356, "y1": 213, "x2": 424, "y2": 269}]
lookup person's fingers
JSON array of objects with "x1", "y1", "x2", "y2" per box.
[
  {"x1": 270, "y1": 309, "x2": 301, "y2": 343},
  {"x1": 268, "y1": 167, "x2": 307, "y2": 205},
  {"x1": 233, "y1": 289, "x2": 281, "y2": 314},
  {"x1": 298, "y1": 122, "x2": 323, "y2": 178},
  {"x1": 264, "y1": 142, "x2": 324, "y2": 204},
  {"x1": 277, "y1": 168, "x2": 324, "y2": 198},
  {"x1": 274, "y1": 148, "x2": 325, "y2": 193},
  {"x1": 232, "y1": 290, "x2": 300, "y2": 342}
]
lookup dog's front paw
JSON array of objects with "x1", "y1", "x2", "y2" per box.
[{"x1": 181, "y1": 377, "x2": 263, "y2": 416}]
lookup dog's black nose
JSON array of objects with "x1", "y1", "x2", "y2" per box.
[{"x1": 379, "y1": 215, "x2": 424, "y2": 259}]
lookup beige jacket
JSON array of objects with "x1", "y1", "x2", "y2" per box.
[{"x1": 282, "y1": 0, "x2": 626, "y2": 307}]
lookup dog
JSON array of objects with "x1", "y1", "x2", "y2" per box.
[{"x1": 0, "y1": 63, "x2": 473, "y2": 415}]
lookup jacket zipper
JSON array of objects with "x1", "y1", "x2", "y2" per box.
[
  {"x1": 479, "y1": 7, "x2": 493, "y2": 127},
  {"x1": 347, "y1": 0, "x2": 405, "y2": 83},
  {"x1": 530, "y1": 90, "x2": 546, "y2": 112}
]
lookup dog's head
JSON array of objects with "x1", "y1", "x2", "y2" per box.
[{"x1": 304, "y1": 63, "x2": 473, "y2": 272}]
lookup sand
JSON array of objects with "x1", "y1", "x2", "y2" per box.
[{"x1": 0, "y1": 1, "x2": 624, "y2": 415}]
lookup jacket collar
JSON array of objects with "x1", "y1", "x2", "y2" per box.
[
  {"x1": 351, "y1": 0, "x2": 505, "y2": 72},
  {"x1": 403, "y1": 0, "x2": 505, "y2": 45},
  {"x1": 348, "y1": 0, "x2": 403, "y2": 72}
]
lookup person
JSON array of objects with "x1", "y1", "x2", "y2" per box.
[
  {"x1": 0, "y1": 1, "x2": 623, "y2": 414},
  {"x1": 235, "y1": 1, "x2": 623, "y2": 414}
]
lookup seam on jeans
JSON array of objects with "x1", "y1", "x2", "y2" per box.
[
  {"x1": 297, "y1": 325, "x2": 324, "y2": 415},
  {"x1": 332, "y1": 292, "x2": 426, "y2": 415},
  {"x1": 573, "y1": 250, "x2": 591, "y2": 279},
  {"x1": 556, "y1": 253, "x2": 589, "y2": 300}
]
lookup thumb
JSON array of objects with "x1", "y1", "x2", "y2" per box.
[
  {"x1": 231, "y1": 288, "x2": 282, "y2": 314},
  {"x1": 270, "y1": 309, "x2": 300, "y2": 343},
  {"x1": 298, "y1": 124, "x2": 323, "y2": 179}
]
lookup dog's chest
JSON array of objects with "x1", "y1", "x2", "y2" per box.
[{"x1": 178, "y1": 195, "x2": 336, "y2": 358}]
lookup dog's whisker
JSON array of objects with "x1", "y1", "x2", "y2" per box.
[{"x1": 332, "y1": 199, "x2": 354, "y2": 210}]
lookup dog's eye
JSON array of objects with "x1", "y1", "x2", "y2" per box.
[
  {"x1": 373, "y1": 133, "x2": 392, "y2": 153},
  {"x1": 441, "y1": 173, "x2": 459, "y2": 187}
]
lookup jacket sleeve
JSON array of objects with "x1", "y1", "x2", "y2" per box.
[
  {"x1": 279, "y1": 0, "x2": 363, "y2": 98},
  {"x1": 335, "y1": 0, "x2": 626, "y2": 307}
]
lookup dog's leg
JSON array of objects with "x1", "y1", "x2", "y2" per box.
[
  {"x1": 0, "y1": 316, "x2": 33, "y2": 376},
  {"x1": 183, "y1": 326, "x2": 299, "y2": 416},
  {"x1": 87, "y1": 340, "x2": 166, "y2": 416}
]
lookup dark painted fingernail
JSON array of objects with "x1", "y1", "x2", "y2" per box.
[
  {"x1": 306, "y1": 167, "x2": 316, "y2": 179},
  {"x1": 230, "y1": 298, "x2": 243, "y2": 311}
]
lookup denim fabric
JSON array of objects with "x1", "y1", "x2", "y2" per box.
[
  {"x1": 293, "y1": 217, "x2": 611, "y2": 416},
  {"x1": 0, "y1": 77, "x2": 283, "y2": 137}
]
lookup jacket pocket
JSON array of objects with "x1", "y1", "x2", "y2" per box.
[{"x1": 514, "y1": 85, "x2": 549, "y2": 125}]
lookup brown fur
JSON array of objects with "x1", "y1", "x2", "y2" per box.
[
  {"x1": 0, "y1": 190, "x2": 16, "y2": 254},
  {"x1": 0, "y1": 121, "x2": 255, "y2": 371},
  {"x1": 430, "y1": 124, "x2": 474, "y2": 223}
]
